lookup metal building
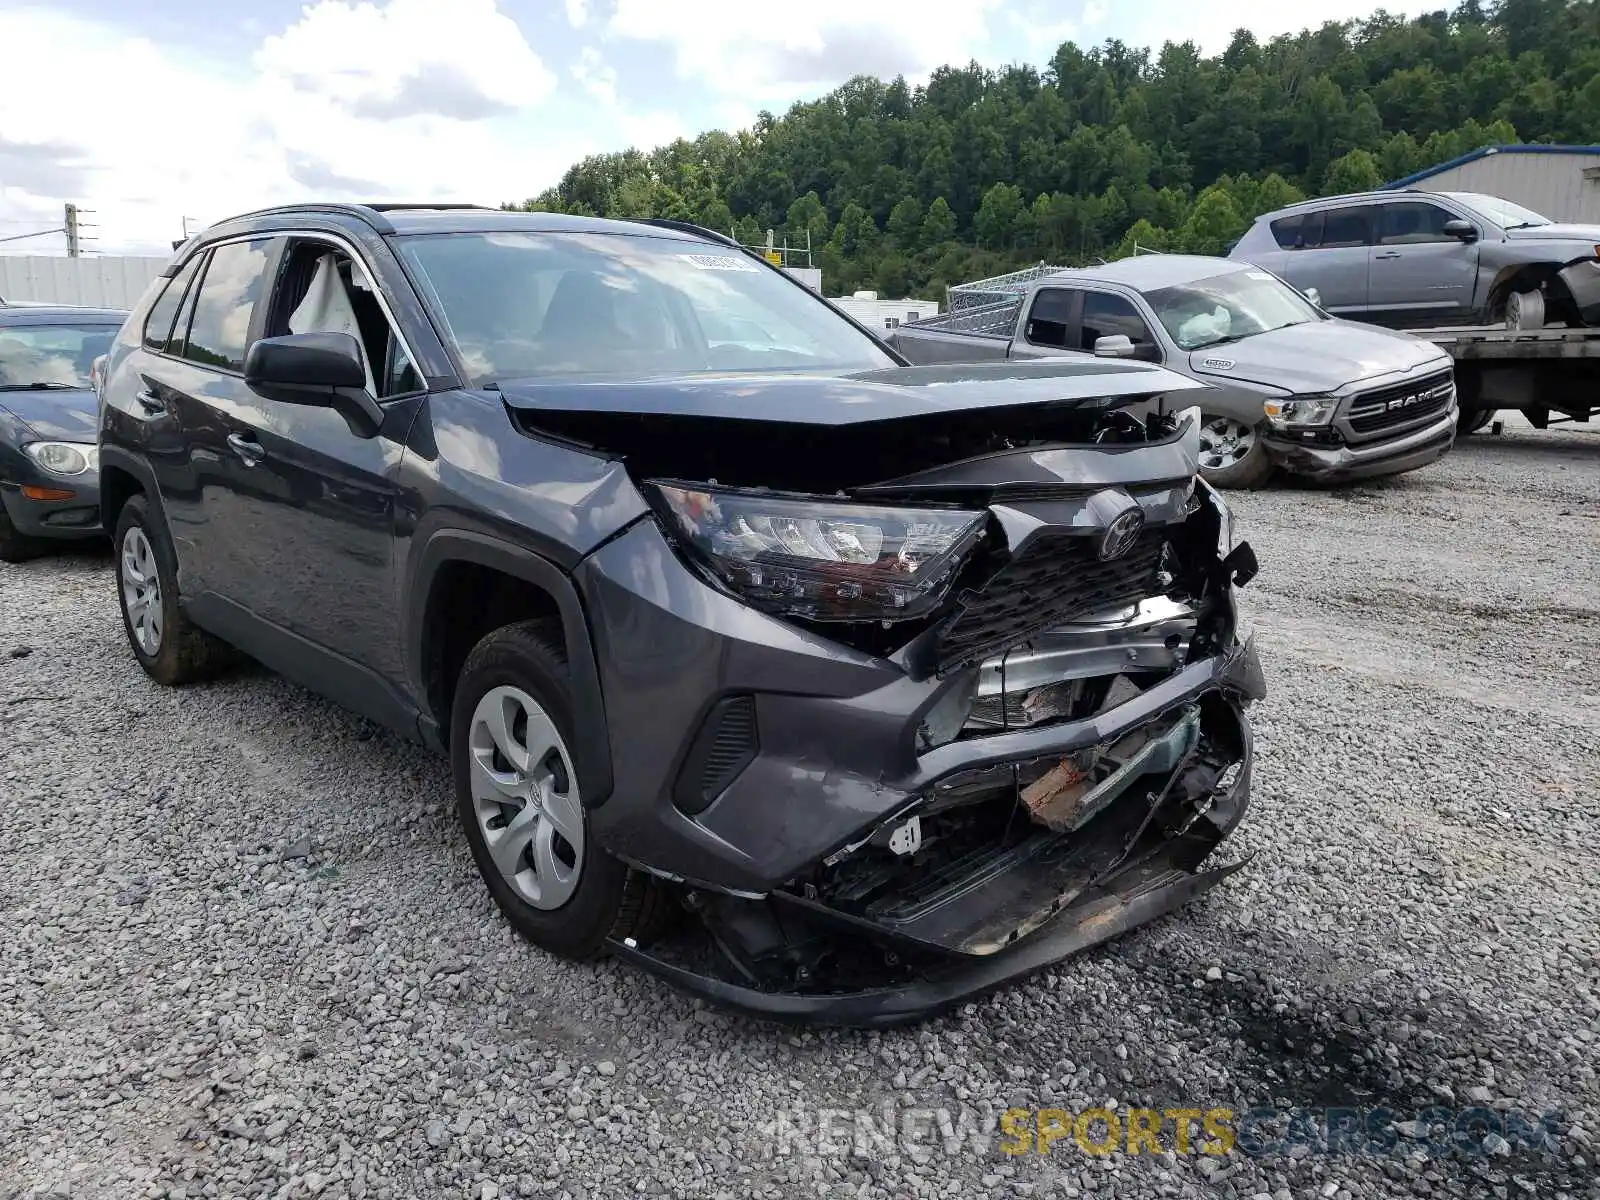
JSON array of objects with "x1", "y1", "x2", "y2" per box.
[
  {"x1": 0, "y1": 255, "x2": 168, "y2": 309},
  {"x1": 1384, "y1": 144, "x2": 1600, "y2": 223}
]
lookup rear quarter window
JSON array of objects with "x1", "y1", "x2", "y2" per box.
[{"x1": 1270, "y1": 215, "x2": 1303, "y2": 249}]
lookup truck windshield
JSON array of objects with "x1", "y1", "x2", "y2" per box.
[
  {"x1": 395, "y1": 231, "x2": 896, "y2": 384},
  {"x1": 1440, "y1": 192, "x2": 1552, "y2": 230},
  {"x1": 1144, "y1": 270, "x2": 1321, "y2": 351}
]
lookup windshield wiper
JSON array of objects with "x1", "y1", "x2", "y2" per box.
[
  {"x1": 1503, "y1": 221, "x2": 1548, "y2": 231},
  {"x1": 0, "y1": 381, "x2": 81, "y2": 390}
]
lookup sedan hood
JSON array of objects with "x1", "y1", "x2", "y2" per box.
[
  {"x1": 1187, "y1": 320, "x2": 1448, "y2": 394},
  {"x1": 0, "y1": 386, "x2": 98, "y2": 441},
  {"x1": 1505, "y1": 223, "x2": 1600, "y2": 244},
  {"x1": 498, "y1": 359, "x2": 1207, "y2": 424}
]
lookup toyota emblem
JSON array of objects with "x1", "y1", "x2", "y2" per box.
[{"x1": 1098, "y1": 509, "x2": 1146, "y2": 561}]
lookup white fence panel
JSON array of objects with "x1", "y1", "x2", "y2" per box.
[{"x1": 0, "y1": 255, "x2": 169, "y2": 310}]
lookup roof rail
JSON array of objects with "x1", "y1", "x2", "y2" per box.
[
  {"x1": 362, "y1": 203, "x2": 497, "y2": 213},
  {"x1": 628, "y1": 217, "x2": 743, "y2": 248},
  {"x1": 194, "y1": 201, "x2": 494, "y2": 237}
]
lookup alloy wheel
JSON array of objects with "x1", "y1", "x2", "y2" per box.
[
  {"x1": 1198, "y1": 415, "x2": 1257, "y2": 471},
  {"x1": 120, "y1": 527, "x2": 163, "y2": 656},
  {"x1": 468, "y1": 685, "x2": 584, "y2": 910}
]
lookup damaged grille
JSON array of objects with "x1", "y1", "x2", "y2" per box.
[
  {"x1": 933, "y1": 530, "x2": 1167, "y2": 673},
  {"x1": 1346, "y1": 369, "x2": 1454, "y2": 436}
]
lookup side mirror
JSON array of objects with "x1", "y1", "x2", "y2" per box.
[
  {"x1": 1442, "y1": 219, "x2": 1477, "y2": 242},
  {"x1": 245, "y1": 332, "x2": 366, "y2": 401},
  {"x1": 245, "y1": 332, "x2": 383, "y2": 437},
  {"x1": 1303, "y1": 286, "x2": 1322, "y2": 308},
  {"x1": 1093, "y1": 334, "x2": 1137, "y2": 358}
]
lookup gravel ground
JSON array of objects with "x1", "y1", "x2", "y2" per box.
[{"x1": 2, "y1": 418, "x2": 1597, "y2": 1200}]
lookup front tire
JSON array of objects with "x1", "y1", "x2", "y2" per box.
[
  {"x1": 451, "y1": 619, "x2": 668, "y2": 960},
  {"x1": 1503, "y1": 287, "x2": 1546, "y2": 331},
  {"x1": 114, "y1": 494, "x2": 233, "y2": 685},
  {"x1": 1458, "y1": 407, "x2": 1496, "y2": 435},
  {"x1": 1197, "y1": 413, "x2": 1273, "y2": 489}
]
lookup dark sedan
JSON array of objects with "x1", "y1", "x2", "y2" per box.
[{"x1": 0, "y1": 304, "x2": 125, "y2": 561}]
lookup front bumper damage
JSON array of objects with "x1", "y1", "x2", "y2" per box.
[
  {"x1": 1557, "y1": 258, "x2": 1600, "y2": 326},
  {"x1": 575, "y1": 410, "x2": 1267, "y2": 1024},
  {"x1": 1262, "y1": 406, "x2": 1457, "y2": 483}
]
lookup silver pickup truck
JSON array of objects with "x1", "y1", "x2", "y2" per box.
[{"x1": 886, "y1": 255, "x2": 1459, "y2": 488}]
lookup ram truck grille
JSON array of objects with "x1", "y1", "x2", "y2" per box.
[{"x1": 1347, "y1": 369, "x2": 1455, "y2": 436}]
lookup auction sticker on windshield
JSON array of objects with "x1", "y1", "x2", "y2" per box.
[{"x1": 682, "y1": 253, "x2": 759, "y2": 272}]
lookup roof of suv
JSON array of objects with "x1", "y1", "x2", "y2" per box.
[{"x1": 196, "y1": 203, "x2": 719, "y2": 242}]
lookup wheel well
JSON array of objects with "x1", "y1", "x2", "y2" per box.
[
  {"x1": 1486, "y1": 264, "x2": 1566, "y2": 318},
  {"x1": 421, "y1": 561, "x2": 563, "y2": 739},
  {"x1": 99, "y1": 465, "x2": 144, "y2": 533}
]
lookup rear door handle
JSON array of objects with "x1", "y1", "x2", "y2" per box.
[
  {"x1": 226, "y1": 432, "x2": 265, "y2": 467},
  {"x1": 1374, "y1": 251, "x2": 1402, "y2": 260},
  {"x1": 135, "y1": 389, "x2": 166, "y2": 415}
]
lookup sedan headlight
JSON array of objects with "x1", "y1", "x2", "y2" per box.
[
  {"x1": 24, "y1": 441, "x2": 98, "y2": 477},
  {"x1": 648, "y1": 481, "x2": 986, "y2": 621},
  {"x1": 1262, "y1": 396, "x2": 1339, "y2": 427}
]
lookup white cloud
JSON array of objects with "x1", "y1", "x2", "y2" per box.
[
  {"x1": 609, "y1": 0, "x2": 1003, "y2": 111},
  {"x1": 0, "y1": 2, "x2": 660, "y2": 252},
  {"x1": 565, "y1": 0, "x2": 589, "y2": 28},
  {"x1": 573, "y1": 46, "x2": 619, "y2": 107},
  {"x1": 1082, "y1": 0, "x2": 1108, "y2": 28}
]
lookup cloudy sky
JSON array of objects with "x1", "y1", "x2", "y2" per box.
[{"x1": 0, "y1": 0, "x2": 1428, "y2": 255}]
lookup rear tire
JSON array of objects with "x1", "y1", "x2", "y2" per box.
[
  {"x1": 451, "y1": 619, "x2": 670, "y2": 960},
  {"x1": 1197, "y1": 412, "x2": 1273, "y2": 489},
  {"x1": 0, "y1": 506, "x2": 45, "y2": 563},
  {"x1": 114, "y1": 494, "x2": 234, "y2": 685},
  {"x1": 1458, "y1": 407, "x2": 1495, "y2": 435}
]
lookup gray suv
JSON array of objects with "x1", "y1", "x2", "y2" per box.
[
  {"x1": 96, "y1": 203, "x2": 1265, "y2": 1025},
  {"x1": 1231, "y1": 189, "x2": 1600, "y2": 331}
]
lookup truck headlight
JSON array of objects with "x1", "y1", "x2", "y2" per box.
[
  {"x1": 648, "y1": 481, "x2": 986, "y2": 622},
  {"x1": 1262, "y1": 396, "x2": 1339, "y2": 428},
  {"x1": 24, "y1": 441, "x2": 99, "y2": 477}
]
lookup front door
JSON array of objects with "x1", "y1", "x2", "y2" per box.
[{"x1": 1367, "y1": 200, "x2": 1479, "y2": 327}]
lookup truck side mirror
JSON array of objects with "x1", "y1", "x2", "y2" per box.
[
  {"x1": 1093, "y1": 334, "x2": 1137, "y2": 358},
  {"x1": 1442, "y1": 219, "x2": 1477, "y2": 242}
]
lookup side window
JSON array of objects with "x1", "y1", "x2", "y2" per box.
[
  {"x1": 1270, "y1": 215, "x2": 1303, "y2": 249},
  {"x1": 1024, "y1": 287, "x2": 1077, "y2": 348},
  {"x1": 181, "y1": 239, "x2": 276, "y2": 372},
  {"x1": 266, "y1": 239, "x2": 420, "y2": 399},
  {"x1": 1377, "y1": 202, "x2": 1457, "y2": 245},
  {"x1": 1080, "y1": 292, "x2": 1160, "y2": 360},
  {"x1": 1315, "y1": 207, "x2": 1372, "y2": 249},
  {"x1": 142, "y1": 257, "x2": 202, "y2": 353}
]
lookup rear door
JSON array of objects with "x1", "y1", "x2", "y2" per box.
[
  {"x1": 1010, "y1": 286, "x2": 1081, "y2": 358},
  {"x1": 1367, "y1": 200, "x2": 1478, "y2": 327},
  {"x1": 1273, "y1": 206, "x2": 1373, "y2": 317}
]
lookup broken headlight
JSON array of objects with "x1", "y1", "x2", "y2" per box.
[
  {"x1": 648, "y1": 481, "x2": 986, "y2": 621},
  {"x1": 1262, "y1": 395, "x2": 1339, "y2": 428}
]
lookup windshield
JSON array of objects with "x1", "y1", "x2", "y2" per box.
[
  {"x1": 0, "y1": 323, "x2": 118, "y2": 388},
  {"x1": 1144, "y1": 269, "x2": 1321, "y2": 351},
  {"x1": 395, "y1": 231, "x2": 897, "y2": 384},
  {"x1": 1442, "y1": 192, "x2": 1552, "y2": 229}
]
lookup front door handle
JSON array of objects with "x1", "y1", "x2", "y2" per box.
[
  {"x1": 135, "y1": 389, "x2": 165, "y2": 415},
  {"x1": 226, "y1": 432, "x2": 265, "y2": 467},
  {"x1": 1374, "y1": 251, "x2": 1402, "y2": 260}
]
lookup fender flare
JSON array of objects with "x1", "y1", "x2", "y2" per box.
[
  {"x1": 97, "y1": 445, "x2": 167, "y2": 532},
  {"x1": 407, "y1": 528, "x2": 615, "y2": 806}
]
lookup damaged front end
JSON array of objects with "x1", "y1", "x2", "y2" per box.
[{"x1": 544, "y1": 370, "x2": 1266, "y2": 1025}]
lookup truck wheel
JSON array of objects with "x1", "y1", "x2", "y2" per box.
[
  {"x1": 1504, "y1": 288, "x2": 1545, "y2": 331},
  {"x1": 1197, "y1": 413, "x2": 1273, "y2": 489},
  {"x1": 451, "y1": 619, "x2": 672, "y2": 960},
  {"x1": 1458, "y1": 407, "x2": 1495, "y2": 435},
  {"x1": 114, "y1": 494, "x2": 235, "y2": 685}
]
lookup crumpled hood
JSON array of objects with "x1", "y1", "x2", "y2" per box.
[
  {"x1": 1505, "y1": 222, "x2": 1600, "y2": 246},
  {"x1": 497, "y1": 358, "x2": 1208, "y2": 425},
  {"x1": 0, "y1": 387, "x2": 98, "y2": 441},
  {"x1": 1187, "y1": 320, "x2": 1449, "y2": 394}
]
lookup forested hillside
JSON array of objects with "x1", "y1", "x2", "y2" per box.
[{"x1": 514, "y1": 0, "x2": 1600, "y2": 298}]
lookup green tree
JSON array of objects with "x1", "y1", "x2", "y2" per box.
[
  {"x1": 975, "y1": 183, "x2": 1024, "y2": 249},
  {"x1": 921, "y1": 197, "x2": 957, "y2": 246},
  {"x1": 1322, "y1": 148, "x2": 1382, "y2": 195},
  {"x1": 1178, "y1": 185, "x2": 1247, "y2": 255},
  {"x1": 887, "y1": 196, "x2": 925, "y2": 251}
]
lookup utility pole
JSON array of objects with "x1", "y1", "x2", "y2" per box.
[{"x1": 64, "y1": 203, "x2": 80, "y2": 258}]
